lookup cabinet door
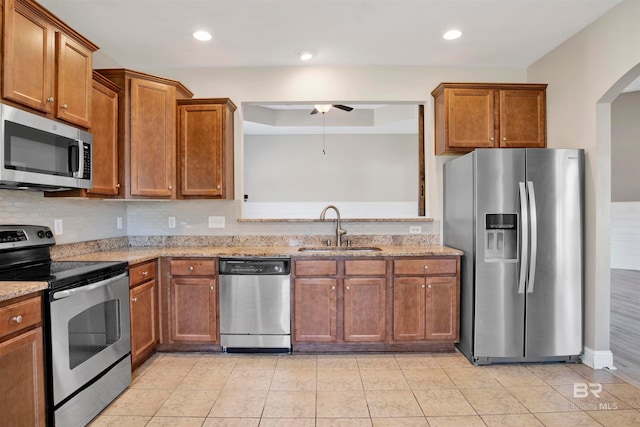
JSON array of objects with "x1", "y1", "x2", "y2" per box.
[
  {"x1": 171, "y1": 277, "x2": 217, "y2": 342},
  {"x1": 178, "y1": 104, "x2": 224, "y2": 197},
  {"x1": 0, "y1": 328, "x2": 46, "y2": 427},
  {"x1": 2, "y1": 0, "x2": 54, "y2": 113},
  {"x1": 130, "y1": 279, "x2": 158, "y2": 365},
  {"x1": 393, "y1": 277, "x2": 426, "y2": 341},
  {"x1": 55, "y1": 32, "x2": 92, "y2": 127},
  {"x1": 499, "y1": 89, "x2": 546, "y2": 148},
  {"x1": 446, "y1": 88, "x2": 496, "y2": 149},
  {"x1": 426, "y1": 277, "x2": 458, "y2": 341},
  {"x1": 130, "y1": 78, "x2": 176, "y2": 198},
  {"x1": 293, "y1": 278, "x2": 337, "y2": 342},
  {"x1": 87, "y1": 77, "x2": 120, "y2": 196},
  {"x1": 343, "y1": 278, "x2": 386, "y2": 342}
]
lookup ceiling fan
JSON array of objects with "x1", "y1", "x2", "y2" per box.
[{"x1": 310, "y1": 104, "x2": 353, "y2": 115}]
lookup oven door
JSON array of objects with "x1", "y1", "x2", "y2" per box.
[{"x1": 48, "y1": 272, "x2": 130, "y2": 405}]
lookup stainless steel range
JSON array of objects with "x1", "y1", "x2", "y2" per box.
[{"x1": 0, "y1": 225, "x2": 131, "y2": 427}]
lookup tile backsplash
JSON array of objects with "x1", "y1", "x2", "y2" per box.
[{"x1": 1, "y1": 191, "x2": 439, "y2": 245}]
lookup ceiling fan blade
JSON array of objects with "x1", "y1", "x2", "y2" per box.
[
  {"x1": 333, "y1": 104, "x2": 353, "y2": 112},
  {"x1": 310, "y1": 108, "x2": 319, "y2": 115}
]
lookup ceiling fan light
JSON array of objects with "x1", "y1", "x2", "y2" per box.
[
  {"x1": 299, "y1": 51, "x2": 314, "y2": 61},
  {"x1": 193, "y1": 30, "x2": 212, "y2": 41},
  {"x1": 314, "y1": 104, "x2": 332, "y2": 114},
  {"x1": 443, "y1": 29, "x2": 462, "y2": 40}
]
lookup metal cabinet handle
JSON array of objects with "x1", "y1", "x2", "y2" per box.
[
  {"x1": 331, "y1": 286, "x2": 336, "y2": 290},
  {"x1": 421, "y1": 284, "x2": 426, "y2": 289},
  {"x1": 132, "y1": 297, "x2": 137, "y2": 303},
  {"x1": 424, "y1": 265, "x2": 429, "y2": 270},
  {"x1": 490, "y1": 137, "x2": 494, "y2": 141},
  {"x1": 116, "y1": 183, "x2": 121, "y2": 189},
  {"x1": 502, "y1": 137, "x2": 507, "y2": 141},
  {"x1": 142, "y1": 271, "x2": 148, "y2": 276},
  {"x1": 428, "y1": 284, "x2": 432, "y2": 289},
  {"x1": 12, "y1": 315, "x2": 23, "y2": 323},
  {"x1": 217, "y1": 184, "x2": 221, "y2": 189},
  {"x1": 47, "y1": 97, "x2": 54, "y2": 103},
  {"x1": 189, "y1": 266, "x2": 194, "y2": 271},
  {"x1": 346, "y1": 286, "x2": 350, "y2": 290},
  {"x1": 61, "y1": 104, "x2": 68, "y2": 110},
  {"x1": 210, "y1": 286, "x2": 214, "y2": 291},
  {"x1": 168, "y1": 185, "x2": 173, "y2": 190}
]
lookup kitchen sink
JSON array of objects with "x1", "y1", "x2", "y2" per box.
[{"x1": 297, "y1": 246, "x2": 382, "y2": 252}]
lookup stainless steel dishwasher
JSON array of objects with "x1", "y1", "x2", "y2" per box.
[{"x1": 219, "y1": 258, "x2": 291, "y2": 351}]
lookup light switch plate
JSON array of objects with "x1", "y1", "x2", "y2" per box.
[
  {"x1": 168, "y1": 217, "x2": 176, "y2": 228},
  {"x1": 117, "y1": 217, "x2": 123, "y2": 229},
  {"x1": 208, "y1": 216, "x2": 225, "y2": 228},
  {"x1": 54, "y1": 219, "x2": 63, "y2": 235}
]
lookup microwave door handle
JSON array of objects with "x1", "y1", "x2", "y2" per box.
[
  {"x1": 76, "y1": 140, "x2": 84, "y2": 178},
  {"x1": 68, "y1": 143, "x2": 80, "y2": 175}
]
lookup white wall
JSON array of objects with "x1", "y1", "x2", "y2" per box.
[
  {"x1": 244, "y1": 134, "x2": 417, "y2": 202},
  {"x1": 527, "y1": 0, "x2": 640, "y2": 367}
]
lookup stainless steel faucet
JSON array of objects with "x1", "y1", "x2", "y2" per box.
[{"x1": 320, "y1": 205, "x2": 347, "y2": 247}]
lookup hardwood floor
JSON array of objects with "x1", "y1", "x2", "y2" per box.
[{"x1": 611, "y1": 268, "x2": 640, "y2": 386}]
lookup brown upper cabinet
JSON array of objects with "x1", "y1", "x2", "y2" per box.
[
  {"x1": 177, "y1": 99, "x2": 236, "y2": 199},
  {"x1": 2, "y1": 0, "x2": 97, "y2": 128},
  {"x1": 432, "y1": 83, "x2": 547, "y2": 155},
  {"x1": 96, "y1": 69, "x2": 193, "y2": 199}
]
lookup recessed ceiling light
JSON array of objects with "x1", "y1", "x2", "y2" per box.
[
  {"x1": 443, "y1": 29, "x2": 462, "y2": 40},
  {"x1": 193, "y1": 31, "x2": 212, "y2": 41},
  {"x1": 299, "y1": 51, "x2": 314, "y2": 61}
]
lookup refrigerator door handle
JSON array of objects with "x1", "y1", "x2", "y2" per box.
[
  {"x1": 518, "y1": 182, "x2": 529, "y2": 294},
  {"x1": 526, "y1": 181, "x2": 538, "y2": 293}
]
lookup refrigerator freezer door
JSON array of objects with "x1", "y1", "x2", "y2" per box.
[
  {"x1": 524, "y1": 149, "x2": 584, "y2": 358},
  {"x1": 474, "y1": 149, "x2": 526, "y2": 358}
]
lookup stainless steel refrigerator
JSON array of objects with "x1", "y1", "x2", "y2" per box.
[{"x1": 443, "y1": 148, "x2": 584, "y2": 365}]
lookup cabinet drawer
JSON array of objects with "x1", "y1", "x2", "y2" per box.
[
  {"x1": 295, "y1": 260, "x2": 337, "y2": 276},
  {"x1": 0, "y1": 296, "x2": 41, "y2": 338},
  {"x1": 345, "y1": 260, "x2": 386, "y2": 276},
  {"x1": 130, "y1": 261, "x2": 157, "y2": 286},
  {"x1": 394, "y1": 258, "x2": 457, "y2": 275},
  {"x1": 170, "y1": 259, "x2": 216, "y2": 276}
]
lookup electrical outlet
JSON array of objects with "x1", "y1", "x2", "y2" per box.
[
  {"x1": 54, "y1": 219, "x2": 63, "y2": 235},
  {"x1": 208, "y1": 216, "x2": 225, "y2": 228},
  {"x1": 409, "y1": 225, "x2": 422, "y2": 234},
  {"x1": 116, "y1": 217, "x2": 123, "y2": 229},
  {"x1": 168, "y1": 216, "x2": 176, "y2": 228}
]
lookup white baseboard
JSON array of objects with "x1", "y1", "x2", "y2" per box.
[{"x1": 582, "y1": 346, "x2": 615, "y2": 369}]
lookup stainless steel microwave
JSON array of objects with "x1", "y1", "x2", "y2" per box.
[{"x1": 0, "y1": 104, "x2": 93, "y2": 191}]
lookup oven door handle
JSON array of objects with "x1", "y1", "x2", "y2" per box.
[{"x1": 52, "y1": 272, "x2": 128, "y2": 300}]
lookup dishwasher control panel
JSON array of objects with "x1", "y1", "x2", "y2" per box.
[{"x1": 219, "y1": 258, "x2": 291, "y2": 275}]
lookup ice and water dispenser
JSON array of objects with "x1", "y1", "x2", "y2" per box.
[{"x1": 484, "y1": 214, "x2": 518, "y2": 261}]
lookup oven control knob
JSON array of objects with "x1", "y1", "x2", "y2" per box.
[
  {"x1": 45, "y1": 230, "x2": 53, "y2": 238},
  {"x1": 37, "y1": 230, "x2": 45, "y2": 238}
]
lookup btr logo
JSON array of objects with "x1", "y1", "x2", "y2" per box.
[{"x1": 573, "y1": 382, "x2": 602, "y2": 398}]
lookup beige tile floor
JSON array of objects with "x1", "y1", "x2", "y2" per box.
[{"x1": 90, "y1": 352, "x2": 640, "y2": 427}]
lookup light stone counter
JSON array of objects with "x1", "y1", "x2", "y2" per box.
[
  {"x1": 0, "y1": 281, "x2": 48, "y2": 303},
  {"x1": 57, "y1": 245, "x2": 462, "y2": 264}
]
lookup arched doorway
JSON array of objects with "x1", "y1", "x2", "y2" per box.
[{"x1": 597, "y1": 64, "x2": 640, "y2": 385}]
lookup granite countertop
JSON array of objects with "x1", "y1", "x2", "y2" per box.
[
  {"x1": 0, "y1": 282, "x2": 48, "y2": 303},
  {"x1": 56, "y1": 244, "x2": 463, "y2": 263},
  {"x1": 0, "y1": 244, "x2": 462, "y2": 302}
]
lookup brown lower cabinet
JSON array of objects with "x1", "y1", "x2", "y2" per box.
[
  {"x1": 167, "y1": 258, "x2": 218, "y2": 346},
  {"x1": 0, "y1": 294, "x2": 46, "y2": 426},
  {"x1": 293, "y1": 257, "x2": 459, "y2": 352},
  {"x1": 129, "y1": 260, "x2": 159, "y2": 368}
]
